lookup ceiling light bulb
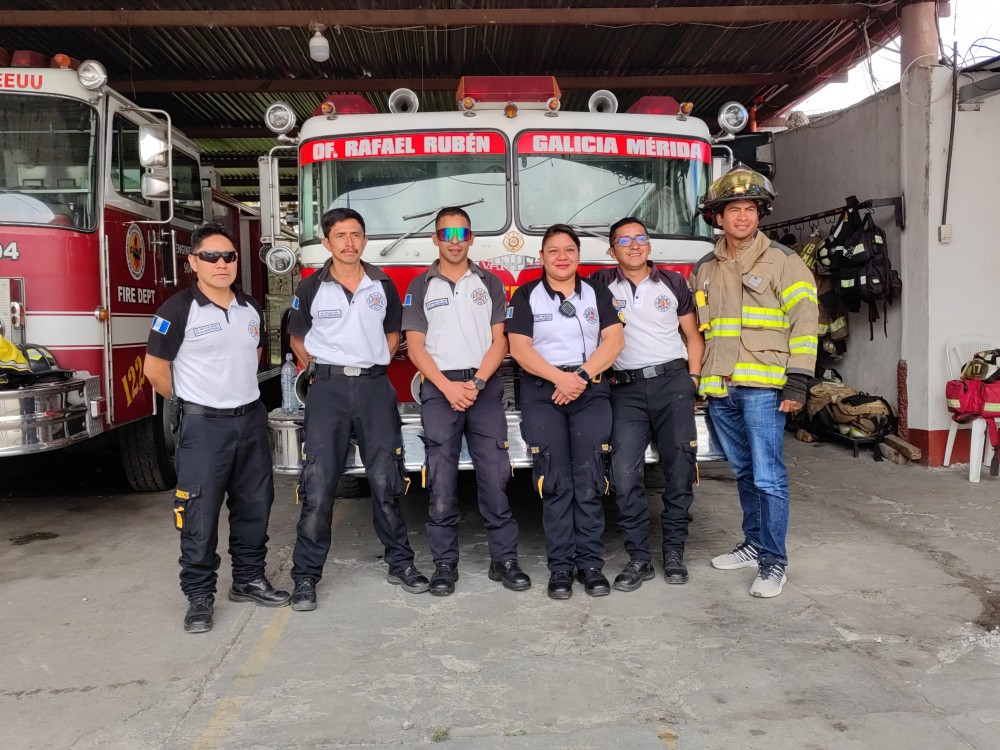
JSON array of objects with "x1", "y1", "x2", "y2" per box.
[{"x1": 309, "y1": 30, "x2": 330, "y2": 62}]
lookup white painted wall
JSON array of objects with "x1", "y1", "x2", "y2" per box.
[
  {"x1": 767, "y1": 64, "x2": 1000, "y2": 448},
  {"x1": 767, "y1": 89, "x2": 904, "y2": 403}
]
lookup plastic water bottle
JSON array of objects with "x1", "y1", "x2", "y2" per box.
[{"x1": 281, "y1": 353, "x2": 298, "y2": 413}]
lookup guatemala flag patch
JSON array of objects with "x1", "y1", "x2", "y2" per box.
[
  {"x1": 150, "y1": 316, "x2": 170, "y2": 334},
  {"x1": 505, "y1": 307, "x2": 514, "y2": 319},
  {"x1": 291, "y1": 296, "x2": 300, "y2": 310},
  {"x1": 403, "y1": 293, "x2": 412, "y2": 306}
]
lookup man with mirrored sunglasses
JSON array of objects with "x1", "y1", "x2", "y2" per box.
[
  {"x1": 590, "y1": 217, "x2": 704, "y2": 591},
  {"x1": 403, "y1": 207, "x2": 528, "y2": 596},
  {"x1": 145, "y1": 221, "x2": 289, "y2": 634}
]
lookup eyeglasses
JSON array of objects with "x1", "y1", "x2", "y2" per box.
[
  {"x1": 436, "y1": 227, "x2": 471, "y2": 243},
  {"x1": 614, "y1": 235, "x2": 650, "y2": 248},
  {"x1": 193, "y1": 250, "x2": 238, "y2": 263}
]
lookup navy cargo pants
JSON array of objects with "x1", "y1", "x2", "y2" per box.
[
  {"x1": 420, "y1": 374, "x2": 517, "y2": 565},
  {"x1": 610, "y1": 362, "x2": 697, "y2": 560},
  {"x1": 291, "y1": 369, "x2": 415, "y2": 582},
  {"x1": 519, "y1": 375, "x2": 612, "y2": 573},
  {"x1": 172, "y1": 401, "x2": 274, "y2": 598}
]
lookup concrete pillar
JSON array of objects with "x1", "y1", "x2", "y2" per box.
[{"x1": 900, "y1": 0, "x2": 939, "y2": 78}]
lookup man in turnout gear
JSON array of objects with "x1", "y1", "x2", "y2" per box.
[
  {"x1": 589, "y1": 217, "x2": 704, "y2": 590},
  {"x1": 690, "y1": 166, "x2": 818, "y2": 598},
  {"x1": 403, "y1": 207, "x2": 529, "y2": 596}
]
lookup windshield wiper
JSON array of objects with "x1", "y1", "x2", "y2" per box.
[
  {"x1": 379, "y1": 197, "x2": 485, "y2": 257},
  {"x1": 527, "y1": 222, "x2": 610, "y2": 243}
]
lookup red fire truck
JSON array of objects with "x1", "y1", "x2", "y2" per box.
[
  {"x1": 259, "y1": 77, "x2": 751, "y2": 478},
  {"x1": 0, "y1": 50, "x2": 278, "y2": 491}
]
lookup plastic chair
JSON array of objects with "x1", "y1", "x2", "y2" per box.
[{"x1": 943, "y1": 334, "x2": 1000, "y2": 482}]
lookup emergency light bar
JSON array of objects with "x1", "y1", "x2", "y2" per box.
[{"x1": 456, "y1": 76, "x2": 561, "y2": 112}]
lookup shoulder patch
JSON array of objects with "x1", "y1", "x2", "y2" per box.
[
  {"x1": 505, "y1": 307, "x2": 514, "y2": 319},
  {"x1": 291, "y1": 295, "x2": 300, "y2": 310},
  {"x1": 403, "y1": 293, "x2": 412, "y2": 307},
  {"x1": 151, "y1": 316, "x2": 171, "y2": 334}
]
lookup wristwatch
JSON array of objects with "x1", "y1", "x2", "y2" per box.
[
  {"x1": 472, "y1": 377, "x2": 487, "y2": 391},
  {"x1": 575, "y1": 367, "x2": 592, "y2": 383}
]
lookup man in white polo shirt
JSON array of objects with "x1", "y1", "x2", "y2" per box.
[
  {"x1": 145, "y1": 221, "x2": 290, "y2": 634},
  {"x1": 287, "y1": 207, "x2": 429, "y2": 611},
  {"x1": 403, "y1": 207, "x2": 529, "y2": 596},
  {"x1": 589, "y1": 216, "x2": 704, "y2": 591}
]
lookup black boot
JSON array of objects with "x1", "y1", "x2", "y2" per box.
[
  {"x1": 547, "y1": 571, "x2": 574, "y2": 600},
  {"x1": 576, "y1": 567, "x2": 611, "y2": 597},
  {"x1": 229, "y1": 576, "x2": 291, "y2": 607},
  {"x1": 663, "y1": 550, "x2": 689, "y2": 584},
  {"x1": 613, "y1": 559, "x2": 655, "y2": 592},
  {"x1": 290, "y1": 578, "x2": 317, "y2": 611},
  {"x1": 429, "y1": 563, "x2": 459, "y2": 596},
  {"x1": 488, "y1": 560, "x2": 531, "y2": 591},
  {"x1": 184, "y1": 595, "x2": 214, "y2": 634}
]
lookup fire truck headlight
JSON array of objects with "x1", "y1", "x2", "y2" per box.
[
  {"x1": 265, "y1": 245, "x2": 296, "y2": 276},
  {"x1": 265, "y1": 102, "x2": 297, "y2": 135},
  {"x1": 77, "y1": 60, "x2": 108, "y2": 91},
  {"x1": 718, "y1": 101, "x2": 749, "y2": 134}
]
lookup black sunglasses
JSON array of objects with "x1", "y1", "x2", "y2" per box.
[{"x1": 193, "y1": 250, "x2": 238, "y2": 263}]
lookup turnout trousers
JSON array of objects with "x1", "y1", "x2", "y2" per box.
[
  {"x1": 172, "y1": 401, "x2": 274, "y2": 598},
  {"x1": 420, "y1": 376, "x2": 518, "y2": 565},
  {"x1": 610, "y1": 367, "x2": 697, "y2": 561},
  {"x1": 519, "y1": 375, "x2": 612, "y2": 573},
  {"x1": 291, "y1": 371, "x2": 415, "y2": 582}
]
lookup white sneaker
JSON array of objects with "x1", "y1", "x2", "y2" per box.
[
  {"x1": 749, "y1": 562, "x2": 786, "y2": 598},
  {"x1": 711, "y1": 541, "x2": 759, "y2": 570}
]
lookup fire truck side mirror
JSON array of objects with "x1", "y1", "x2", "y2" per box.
[
  {"x1": 138, "y1": 124, "x2": 169, "y2": 168},
  {"x1": 141, "y1": 169, "x2": 171, "y2": 202}
]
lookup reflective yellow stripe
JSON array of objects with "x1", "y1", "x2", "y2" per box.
[
  {"x1": 984, "y1": 402, "x2": 1000, "y2": 414},
  {"x1": 946, "y1": 399, "x2": 961, "y2": 408},
  {"x1": 828, "y1": 317, "x2": 848, "y2": 332},
  {"x1": 781, "y1": 281, "x2": 818, "y2": 312},
  {"x1": 741, "y1": 306, "x2": 789, "y2": 329},
  {"x1": 706, "y1": 318, "x2": 741, "y2": 339},
  {"x1": 731, "y1": 362, "x2": 787, "y2": 386},
  {"x1": 817, "y1": 322, "x2": 830, "y2": 335},
  {"x1": 699, "y1": 375, "x2": 728, "y2": 397},
  {"x1": 789, "y1": 334, "x2": 818, "y2": 355}
]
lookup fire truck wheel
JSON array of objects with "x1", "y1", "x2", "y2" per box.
[
  {"x1": 337, "y1": 474, "x2": 369, "y2": 499},
  {"x1": 119, "y1": 399, "x2": 177, "y2": 492}
]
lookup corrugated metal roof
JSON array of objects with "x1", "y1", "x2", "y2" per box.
[{"x1": 0, "y1": 1, "x2": 904, "y2": 201}]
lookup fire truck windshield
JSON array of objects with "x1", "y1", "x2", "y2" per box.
[
  {"x1": 0, "y1": 94, "x2": 98, "y2": 231},
  {"x1": 300, "y1": 151, "x2": 508, "y2": 243},
  {"x1": 516, "y1": 134, "x2": 712, "y2": 241}
]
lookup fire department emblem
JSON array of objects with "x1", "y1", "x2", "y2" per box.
[
  {"x1": 367, "y1": 291, "x2": 386, "y2": 311},
  {"x1": 613, "y1": 298, "x2": 626, "y2": 310},
  {"x1": 583, "y1": 306, "x2": 598, "y2": 324},
  {"x1": 654, "y1": 294, "x2": 671, "y2": 312},
  {"x1": 502, "y1": 231, "x2": 525, "y2": 254},
  {"x1": 125, "y1": 224, "x2": 145, "y2": 281},
  {"x1": 248, "y1": 320, "x2": 260, "y2": 341},
  {"x1": 470, "y1": 288, "x2": 489, "y2": 305}
]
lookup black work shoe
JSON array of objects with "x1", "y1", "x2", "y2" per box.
[
  {"x1": 429, "y1": 563, "x2": 459, "y2": 596},
  {"x1": 613, "y1": 559, "x2": 655, "y2": 592},
  {"x1": 577, "y1": 567, "x2": 611, "y2": 597},
  {"x1": 229, "y1": 576, "x2": 291, "y2": 607},
  {"x1": 386, "y1": 565, "x2": 431, "y2": 594},
  {"x1": 488, "y1": 559, "x2": 531, "y2": 591},
  {"x1": 663, "y1": 550, "x2": 689, "y2": 584},
  {"x1": 184, "y1": 595, "x2": 214, "y2": 634},
  {"x1": 290, "y1": 578, "x2": 317, "y2": 611},
  {"x1": 547, "y1": 570, "x2": 574, "y2": 600}
]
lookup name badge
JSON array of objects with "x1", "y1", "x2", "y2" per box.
[
  {"x1": 426, "y1": 298, "x2": 449, "y2": 310},
  {"x1": 193, "y1": 323, "x2": 222, "y2": 337},
  {"x1": 533, "y1": 313, "x2": 553, "y2": 322},
  {"x1": 747, "y1": 275, "x2": 764, "y2": 289},
  {"x1": 318, "y1": 309, "x2": 343, "y2": 319}
]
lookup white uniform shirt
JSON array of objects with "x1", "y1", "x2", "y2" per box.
[
  {"x1": 590, "y1": 264, "x2": 694, "y2": 370},
  {"x1": 287, "y1": 260, "x2": 402, "y2": 368}
]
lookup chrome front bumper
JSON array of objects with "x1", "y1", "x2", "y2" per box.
[
  {"x1": 0, "y1": 375, "x2": 105, "y2": 455},
  {"x1": 268, "y1": 408, "x2": 725, "y2": 476}
]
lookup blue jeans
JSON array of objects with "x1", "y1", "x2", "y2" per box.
[{"x1": 707, "y1": 386, "x2": 789, "y2": 565}]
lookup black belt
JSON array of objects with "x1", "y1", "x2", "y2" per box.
[
  {"x1": 441, "y1": 368, "x2": 477, "y2": 381},
  {"x1": 556, "y1": 364, "x2": 584, "y2": 372},
  {"x1": 613, "y1": 359, "x2": 687, "y2": 382},
  {"x1": 180, "y1": 400, "x2": 258, "y2": 417},
  {"x1": 316, "y1": 364, "x2": 387, "y2": 377}
]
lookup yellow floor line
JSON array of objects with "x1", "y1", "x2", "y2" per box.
[{"x1": 193, "y1": 501, "x2": 350, "y2": 748}]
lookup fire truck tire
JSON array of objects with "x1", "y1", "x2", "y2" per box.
[
  {"x1": 119, "y1": 400, "x2": 177, "y2": 493},
  {"x1": 337, "y1": 474, "x2": 369, "y2": 498}
]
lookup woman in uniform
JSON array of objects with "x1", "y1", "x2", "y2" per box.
[{"x1": 506, "y1": 224, "x2": 625, "y2": 599}]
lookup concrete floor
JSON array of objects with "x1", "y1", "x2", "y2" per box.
[{"x1": 2, "y1": 437, "x2": 999, "y2": 750}]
